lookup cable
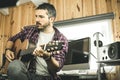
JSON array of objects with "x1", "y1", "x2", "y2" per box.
[{"x1": 89, "y1": 52, "x2": 97, "y2": 60}]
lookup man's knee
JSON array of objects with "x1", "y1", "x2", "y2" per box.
[
  {"x1": 7, "y1": 60, "x2": 25, "y2": 75},
  {"x1": 7, "y1": 60, "x2": 28, "y2": 80}
]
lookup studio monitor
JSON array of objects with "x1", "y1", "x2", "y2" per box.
[{"x1": 99, "y1": 42, "x2": 120, "y2": 61}]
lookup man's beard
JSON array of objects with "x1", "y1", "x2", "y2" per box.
[{"x1": 36, "y1": 21, "x2": 50, "y2": 30}]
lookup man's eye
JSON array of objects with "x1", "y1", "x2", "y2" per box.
[
  {"x1": 35, "y1": 15, "x2": 44, "y2": 18},
  {"x1": 39, "y1": 15, "x2": 44, "y2": 18}
]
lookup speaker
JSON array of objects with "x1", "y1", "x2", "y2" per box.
[{"x1": 99, "y1": 42, "x2": 120, "y2": 61}]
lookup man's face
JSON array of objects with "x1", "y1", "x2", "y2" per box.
[{"x1": 35, "y1": 9, "x2": 50, "y2": 29}]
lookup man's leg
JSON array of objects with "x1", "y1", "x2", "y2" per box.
[{"x1": 7, "y1": 60, "x2": 29, "y2": 80}]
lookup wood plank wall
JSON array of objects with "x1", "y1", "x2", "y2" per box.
[
  {"x1": 0, "y1": 2, "x2": 36, "y2": 67},
  {"x1": 0, "y1": 0, "x2": 120, "y2": 80}
]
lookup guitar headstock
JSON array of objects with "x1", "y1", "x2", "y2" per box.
[{"x1": 41, "y1": 41, "x2": 64, "y2": 52}]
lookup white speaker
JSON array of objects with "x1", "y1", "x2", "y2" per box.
[{"x1": 99, "y1": 42, "x2": 120, "y2": 61}]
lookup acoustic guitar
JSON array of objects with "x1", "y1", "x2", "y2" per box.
[{"x1": 0, "y1": 39, "x2": 63, "y2": 74}]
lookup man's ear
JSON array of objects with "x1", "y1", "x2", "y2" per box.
[{"x1": 50, "y1": 17, "x2": 55, "y2": 23}]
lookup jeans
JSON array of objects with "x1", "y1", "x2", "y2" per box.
[
  {"x1": 7, "y1": 60, "x2": 29, "y2": 80},
  {"x1": 7, "y1": 60, "x2": 61, "y2": 80}
]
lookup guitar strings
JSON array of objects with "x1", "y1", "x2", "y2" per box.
[{"x1": 43, "y1": 44, "x2": 47, "y2": 50}]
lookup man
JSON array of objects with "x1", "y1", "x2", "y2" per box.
[{"x1": 5, "y1": 3, "x2": 68, "y2": 80}]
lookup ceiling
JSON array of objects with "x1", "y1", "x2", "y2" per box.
[{"x1": 0, "y1": 0, "x2": 48, "y2": 15}]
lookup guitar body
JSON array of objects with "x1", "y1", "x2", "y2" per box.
[
  {"x1": 0, "y1": 39, "x2": 63, "y2": 74},
  {"x1": 13, "y1": 39, "x2": 29, "y2": 59},
  {"x1": 0, "y1": 39, "x2": 29, "y2": 74}
]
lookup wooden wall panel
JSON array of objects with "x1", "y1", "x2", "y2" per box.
[
  {"x1": 11, "y1": 2, "x2": 36, "y2": 36},
  {"x1": 115, "y1": 1, "x2": 120, "y2": 40},
  {"x1": 0, "y1": 2, "x2": 36, "y2": 67},
  {"x1": 49, "y1": 0, "x2": 64, "y2": 21},
  {"x1": 112, "y1": 0, "x2": 120, "y2": 80},
  {"x1": 72, "y1": 0, "x2": 83, "y2": 18},
  {"x1": 82, "y1": 0, "x2": 95, "y2": 17},
  {"x1": 0, "y1": 12, "x2": 13, "y2": 66},
  {"x1": 0, "y1": 14, "x2": 3, "y2": 67},
  {"x1": 63, "y1": 0, "x2": 74, "y2": 20},
  {"x1": 64, "y1": 0, "x2": 83, "y2": 19},
  {"x1": 106, "y1": 0, "x2": 112, "y2": 13},
  {"x1": 49, "y1": 0, "x2": 109, "y2": 20},
  {"x1": 50, "y1": 0, "x2": 84, "y2": 20},
  {"x1": 111, "y1": 0, "x2": 120, "y2": 41},
  {"x1": 95, "y1": 0, "x2": 107, "y2": 14},
  {"x1": 0, "y1": 14, "x2": 4, "y2": 66}
]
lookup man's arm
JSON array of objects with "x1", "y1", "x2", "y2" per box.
[
  {"x1": 45, "y1": 54, "x2": 61, "y2": 72},
  {"x1": 46, "y1": 39, "x2": 68, "y2": 73},
  {"x1": 5, "y1": 40, "x2": 15, "y2": 62}
]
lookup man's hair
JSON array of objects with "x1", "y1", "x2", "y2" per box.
[{"x1": 36, "y1": 3, "x2": 56, "y2": 18}]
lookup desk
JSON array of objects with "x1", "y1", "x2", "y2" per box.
[
  {"x1": 59, "y1": 74, "x2": 97, "y2": 80},
  {"x1": 97, "y1": 59, "x2": 120, "y2": 65},
  {"x1": 0, "y1": 73, "x2": 97, "y2": 80},
  {"x1": 96, "y1": 59, "x2": 120, "y2": 80},
  {"x1": 0, "y1": 73, "x2": 8, "y2": 80}
]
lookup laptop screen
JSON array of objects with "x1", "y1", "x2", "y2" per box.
[{"x1": 62, "y1": 37, "x2": 91, "y2": 70}]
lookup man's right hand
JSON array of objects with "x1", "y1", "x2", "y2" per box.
[{"x1": 5, "y1": 50, "x2": 15, "y2": 62}]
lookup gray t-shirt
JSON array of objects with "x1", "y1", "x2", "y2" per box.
[{"x1": 36, "y1": 31, "x2": 54, "y2": 76}]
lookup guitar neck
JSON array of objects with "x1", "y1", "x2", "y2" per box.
[{"x1": 20, "y1": 41, "x2": 63, "y2": 56}]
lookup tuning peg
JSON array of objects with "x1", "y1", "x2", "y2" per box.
[
  {"x1": 50, "y1": 47, "x2": 54, "y2": 51},
  {"x1": 54, "y1": 46, "x2": 58, "y2": 50},
  {"x1": 47, "y1": 49, "x2": 50, "y2": 52}
]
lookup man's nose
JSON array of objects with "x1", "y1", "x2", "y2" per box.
[{"x1": 36, "y1": 17, "x2": 40, "y2": 21}]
